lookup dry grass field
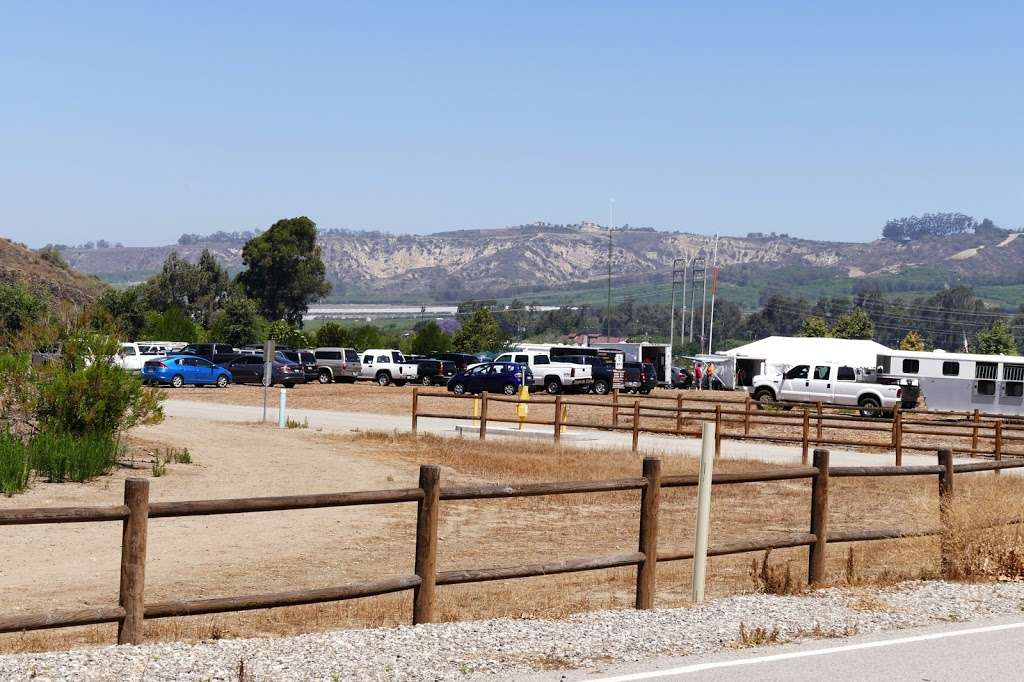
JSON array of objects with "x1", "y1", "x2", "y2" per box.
[{"x1": 3, "y1": 408, "x2": 1024, "y2": 654}]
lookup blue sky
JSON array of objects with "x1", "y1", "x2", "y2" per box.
[{"x1": 2, "y1": 2, "x2": 1022, "y2": 246}]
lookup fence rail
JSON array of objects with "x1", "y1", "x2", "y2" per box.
[
  {"x1": 3, "y1": 446, "x2": 1024, "y2": 645},
  {"x1": 411, "y1": 388, "x2": 1024, "y2": 464}
]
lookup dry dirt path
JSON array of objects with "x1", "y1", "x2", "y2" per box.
[{"x1": 163, "y1": 398, "x2": 985, "y2": 470}]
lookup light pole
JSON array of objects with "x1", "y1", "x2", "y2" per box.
[{"x1": 606, "y1": 198, "x2": 614, "y2": 340}]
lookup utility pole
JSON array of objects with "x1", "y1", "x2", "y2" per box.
[
  {"x1": 699, "y1": 256, "x2": 709, "y2": 354},
  {"x1": 706, "y1": 235, "x2": 720, "y2": 355},
  {"x1": 606, "y1": 198, "x2": 614, "y2": 340},
  {"x1": 669, "y1": 258, "x2": 686, "y2": 361},
  {"x1": 689, "y1": 256, "x2": 706, "y2": 343}
]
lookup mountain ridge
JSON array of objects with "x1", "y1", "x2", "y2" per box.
[{"x1": 56, "y1": 224, "x2": 1024, "y2": 305}]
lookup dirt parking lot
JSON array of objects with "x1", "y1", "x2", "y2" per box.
[{"x1": 5, "y1": 398, "x2": 1014, "y2": 654}]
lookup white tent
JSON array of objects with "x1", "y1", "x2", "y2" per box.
[{"x1": 720, "y1": 336, "x2": 892, "y2": 386}]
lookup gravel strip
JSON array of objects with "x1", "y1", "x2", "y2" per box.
[{"x1": 4, "y1": 581, "x2": 1024, "y2": 681}]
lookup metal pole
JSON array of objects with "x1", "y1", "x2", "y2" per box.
[
  {"x1": 692, "y1": 421, "x2": 715, "y2": 604},
  {"x1": 707, "y1": 235, "x2": 719, "y2": 355},
  {"x1": 607, "y1": 199, "x2": 614, "y2": 340},
  {"x1": 700, "y1": 254, "x2": 709, "y2": 354},
  {"x1": 278, "y1": 388, "x2": 287, "y2": 428},
  {"x1": 680, "y1": 259, "x2": 688, "y2": 350}
]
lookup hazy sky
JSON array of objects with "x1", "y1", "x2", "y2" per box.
[{"x1": 3, "y1": 2, "x2": 1022, "y2": 247}]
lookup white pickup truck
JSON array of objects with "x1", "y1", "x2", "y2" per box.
[
  {"x1": 359, "y1": 349, "x2": 419, "y2": 386},
  {"x1": 113, "y1": 342, "x2": 165, "y2": 372},
  {"x1": 751, "y1": 363, "x2": 902, "y2": 416},
  {"x1": 494, "y1": 350, "x2": 593, "y2": 394}
]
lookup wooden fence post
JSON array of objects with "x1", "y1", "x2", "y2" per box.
[
  {"x1": 411, "y1": 386, "x2": 419, "y2": 435},
  {"x1": 714, "y1": 404, "x2": 722, "y2": 458},
  {"x1": 808, "y1": 449, "x2": 830, "y2": 586},
  {"x1": 938, "y1": 448, "x2": 954, "y2": 578},
  {"x1": 995, "y1": 421, "x2": 1003, "y2": 473},
  {"x1": 479, "y1": 392, "x2": 488, "y2": 441},
  {"x1": 635, "y1": 457, "x2": 662, "y2": 609},
  {"x1": 117, "y1": 478, "x2": 150, "y2": 645},
  {"x1": 743, "y1": 395, "x2": 751, "y2": 436},
  {"x1": 676, "y1": 392, "x2": 683, "y2": 434},
  {"x1": 972, "y1": 409, "x2": 980, "y2": 453},
  {"x1": 890, "y1": 404, "x2": 899, "y2": 447},
  {"x1": 554, "y1": 394, "x2": 563, "y2": 444},
  {"x1": 413, "y1": 465, "x2": 441, "y2": 624},
  {"x1": 631, "y1": 401, "x2": 640, "y2": 452},
  {"x1": 816, "y1": 402, "x2": 823, "y2": 442},
  {"x1": 801, "y1": 409, "x2": 810, "y2": 465},
  {"x1": 894, "y1": 406, "x2": 903, "y2": 467}
]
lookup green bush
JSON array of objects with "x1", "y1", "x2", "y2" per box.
[
  {"x1": 0, "y1": 431, "x2": 31, "y2": 496},
  {"x1": 29, "y1": 431, "x2": 120, "y2": 483}
]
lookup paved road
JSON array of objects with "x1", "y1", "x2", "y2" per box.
[
  {"x1": 528, "y1": 617, "x2": 1024, "y2": 681},
  {"x1": 163, "y1": 398, "x2": 983, "y2": 469}
]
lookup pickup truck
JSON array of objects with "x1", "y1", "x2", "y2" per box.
[
  {"x1": 751, "y1": 363, "x2": 902, "y2": 416},
  {"x1": 493, "y1": 350, "x2": 593, "y2": 394},
  {"x1": 559, "y1": 355, "x2": 616, "y2": 395},
  {"x1": 359, "y1": 349, "x2": 419, "y2": 386},
  {"x1": 113, "y1": 342, "x2": 165, "y2": 371}
]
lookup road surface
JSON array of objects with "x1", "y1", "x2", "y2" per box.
[{"x1": 527, "y1": 617, "x2": 1024, "y2": 681}]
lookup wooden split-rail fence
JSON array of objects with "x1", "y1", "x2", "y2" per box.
[
  {"x1": 2, "y1": 448, "x2": 1023, "y2": 645},
  {"x1": 411, "y1": 388, "x2": 1024, "y2": 464}
]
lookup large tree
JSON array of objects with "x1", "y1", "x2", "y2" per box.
[
  {"x1": 798, "y1": 317, "x2": 830, "y2": 338},
  {"x1": 237, "y1": 217, "x2": 331, "y2": 326},
  {"x1": 144, "y1": 249, "x2": 230, "y2": 326},
  {"x1": 409, "y1": 320, "x2": 452, "y2": 355},
  {"x1": 974, "y1": 319, "x2": 1019, "y2": 355},
  {"x1": 208, "y1": 293, "x2": 265, "y2": 347},
  {"x1": 452, "y1": 308, "x2": 506, "y2": 353},
  {"x1": 831, "y1": 307, "x2": 875, "y2": 340}
]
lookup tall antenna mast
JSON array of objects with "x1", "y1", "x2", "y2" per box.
[
  {"x1": 606, "y1": 198, "x2": 614, "y2": 339},
  {"x1": 706, "y1": 235, "x2": 720, "y2": 354}
]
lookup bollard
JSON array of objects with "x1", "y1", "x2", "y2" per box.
[
  {"x1": 692, "y1": 422, "x2": 715, "y2": 604},
  {"x1": 278, "y1": 388, "x2": 287, "y2": 428}
]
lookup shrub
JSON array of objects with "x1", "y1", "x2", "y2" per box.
[
  {"x1": 0, "y1": 431, "x2": 31, "y2": 496},
  {"x1": 29, "y1": 431, "x2": 120, "y2": 483}
]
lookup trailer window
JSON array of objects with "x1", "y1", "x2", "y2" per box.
[
  {"x1": 1007, "y1": 382, "x2": 1024, "y2": 398},
  {"x1": 1004, "y1": 364, "x2": 1024, "y2": 382},
  {"x1": 837, "y1": 366, "x2": 856, "y2": 381},
  {"x1": 977, "y1": 380, "x2": 996, "y2": 396},
  {"x1": 901, "y1": 359, "x2": 919, "y2": 374},
  {"x1": 976, "y1": 362, "x2": 998, "y2": 380},
  {"x1": 942, "y1": 361, "x2": 959, "y2": 376}
]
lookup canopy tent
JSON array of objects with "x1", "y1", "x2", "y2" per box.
[{"x1": 719, "y1": 336, "x2": 892, "y2": 388}]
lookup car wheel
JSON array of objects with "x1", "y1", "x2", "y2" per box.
[
  {"x1": 376, "y1": 372, "x2": 392, "y2": 386},
  {"x1": 544, "y1": 378, "x2": 562, "y2": 395},
  {"x1": 859, "y1": 396, "x2": 881, "y2": 418},
  {"x1": 502, "y1": 383, "x2": 517, "y2": 396},
  {"x1": 421, "y1": 375, "x2": 432, "y2": 386},
  {"x1": 170, "y1": 374, "x2": 184, "y2": 388},
  {"x1": 593, "y1": 379, "x2": 609, "y2": 395},
  {"x1": 753, "y1": 388, "x2": 775, "y2": 409},
  {"x1": 452, "y1": 383, "x2": 466, "y2": 395},
  {"x1": 318, "y1": 370, "x2": 332, "y2": 384},
  {"x1": 216, "y1": 374, "x2": 229, "y2": 388}
]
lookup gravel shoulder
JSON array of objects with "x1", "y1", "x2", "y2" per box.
[{"x1": 3, "y1": 580, "x2": 1023, "y2": 681}]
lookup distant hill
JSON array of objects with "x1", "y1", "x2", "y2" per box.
[
  {"x1": 0, "y1": 239, "x2": 105, "y2": 306},
  {"x1": 58, "y1": 224, "x2": 1024, "y2": 306}
]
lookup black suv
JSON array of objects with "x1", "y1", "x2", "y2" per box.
[
  {"x1": 409, "y1": 358, "x2": 457, "y2": 386},
  {"x1": 427, "y1": 352, "x2": 483, "y2": 372},
  {"x1": 278, "y1": 348, "x2": 319, "y2": 383},
  {"x1": 178, "y1": 343, "x2": 237, "y2": 365}
]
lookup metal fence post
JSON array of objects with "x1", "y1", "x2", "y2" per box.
[
  {"x1": 413, "y1": 465, "x2": 441, "y2": 624},
  {"x1": 635, "y1": 457, "x2": 662, "y2": 609},
  {"x1": 808, "y1": 449, "x2": 830, "y2": 586},
  {"x1": 117, "y1": 478, "x2": 150, "y2": 645}
]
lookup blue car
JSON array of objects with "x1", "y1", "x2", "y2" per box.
[
  {"x1": 446, "y1": 362, "x2": 533, "y2": 396},
  {"x1": 142, "y1": 355, "x2": 233, "y2": 388}
]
